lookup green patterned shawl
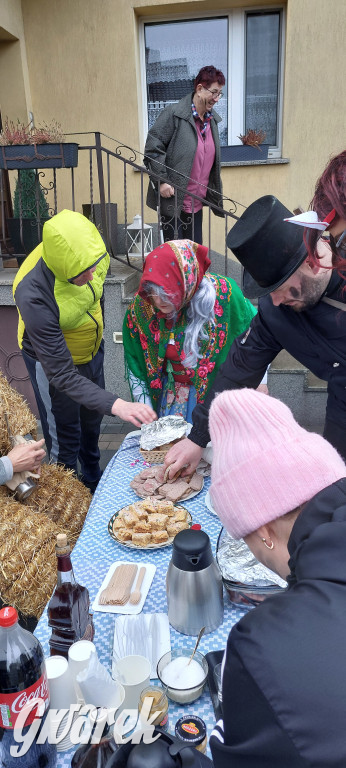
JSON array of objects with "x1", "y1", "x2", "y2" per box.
[{"x1": 123, "y1": 273, "x2": 256, "y2": 412}]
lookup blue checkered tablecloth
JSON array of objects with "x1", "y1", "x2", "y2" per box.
[{"x1": 35, "y1": 435, "x2": 247, "y2": 765}]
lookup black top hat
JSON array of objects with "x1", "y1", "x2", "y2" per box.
[{"x1": 226, "y1": 195, "x2": 307, "y2": 298}]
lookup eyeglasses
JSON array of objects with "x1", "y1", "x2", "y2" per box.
[
  {"x1": 330, "y1": 229, "x2": 346, "y2": 257},
  {"x1": 204, "y1": 87, "x2": 223, "y2": 100}
]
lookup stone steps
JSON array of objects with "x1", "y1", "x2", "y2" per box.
[{"x1": 268, "y1": 351, "x2": 326, "y2": 434}]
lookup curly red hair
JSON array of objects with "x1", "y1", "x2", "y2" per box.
[{"x1": 306, "y1": 150, "x2": 346, "y2": 270}]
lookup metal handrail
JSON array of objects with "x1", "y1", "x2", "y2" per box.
[{"x1": 1, "y1": 131, "x2": 245, "y2": 276}]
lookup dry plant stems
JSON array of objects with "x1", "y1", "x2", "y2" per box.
[
  {"x1": 0, "y1": 373, "x2": 91, "y2": 617},
  {"x1": 0, "y1": 117, "x2": 65, "y2": 146},
  {"x1": 0, "y1": 120, "x2": 31, "y2": 145},
  {"x1": 0, "y1": 495, "x2": 59, "y2": 616},
  {"x1": 28, "y1": 463, "x2": 91, "y2": 540},
  {"x1": 0, "y1": 372, "x2": 37, "y2": 454},
  {"x1": 0, "y1": 479, "x2": 91, "y2": 617},
  {"x1": 30, "y1": 121, "x2": 64, "y2": 144},
  {"x1": 238, "y1": 128, "x2": 267, "y2": 150}
]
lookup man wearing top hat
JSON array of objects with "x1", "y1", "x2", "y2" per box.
[{"x1": 163, "y1": 194, "x2": 346, "y2": 474}]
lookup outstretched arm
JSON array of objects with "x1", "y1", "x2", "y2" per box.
[{"x1": 111, "y1": 398, "x2": 156, "y2": 427}]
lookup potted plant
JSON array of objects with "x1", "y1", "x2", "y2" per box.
[
  {"x1": 7, "y1": 169, "x2": 50, "y2": 262},
  {"x1": 0, "y1": 118, "x2": 78, "y2": 170},
  {"x1": 221, "y1": 129, "x2": 269, "y2": 162}
]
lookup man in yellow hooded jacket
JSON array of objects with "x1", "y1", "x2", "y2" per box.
[{"x1": 13, "y1": 209, "x2": 155, "y2": 492}]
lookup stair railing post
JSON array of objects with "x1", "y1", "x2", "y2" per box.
[{"x1": 95, "y1": 132, "x2": 111, "y2": 271}]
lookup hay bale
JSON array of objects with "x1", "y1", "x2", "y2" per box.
[
  {"x1": 0, "y1": 499, "x2": 66, "y2": 616},
  {"x1": 0, "y1": 469, "x2": 91, "y2": 618},
  {"x1": 6, "y1": 539, "x2": 58, "y2": 618},
  {"x1": 28, "y1": 463, "x2": 91, "y2": 542},
  {"x1": 0, "y1": 373, "x2": 37, "y2": 455},
  {"x1": 0, "y1": 378, "x2": 92, "y2": 618}
]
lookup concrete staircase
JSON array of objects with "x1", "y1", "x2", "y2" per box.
[{"x1": 268, "y1": 351, "x2": 327, "y2": 435}]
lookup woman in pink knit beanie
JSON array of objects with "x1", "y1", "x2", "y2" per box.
[{"x1": 208, "y1": 389, "x2": 346, "y2": 768}]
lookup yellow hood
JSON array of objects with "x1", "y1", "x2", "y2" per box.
[{"x1": 42, "y1": 209, "x2": 107, "y2": 281}]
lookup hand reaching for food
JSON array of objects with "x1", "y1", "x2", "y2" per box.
[
  {"x1": 111, "y1": 399, "x2": 157, "y2": 427},
  {"x1": 163, "y1": 438, "x2": 203, "y2": 480}
]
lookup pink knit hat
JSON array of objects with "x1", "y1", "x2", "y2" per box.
[{"x1": 209, "y1": 389, "x2": 346, "y2": 539}]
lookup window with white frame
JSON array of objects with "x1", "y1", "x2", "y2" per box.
[{"x1": 142, "y1": 8, "x2": 284, "y2": 156}]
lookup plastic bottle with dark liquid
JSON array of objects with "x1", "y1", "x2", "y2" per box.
[
  {"x1": 0, "y1": 606, "x2": 57, "y2": 768},
  {"x1": 48, "y1": 534, "x2": 94, "y2": 658}
]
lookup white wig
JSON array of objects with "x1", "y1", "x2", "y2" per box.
[{"x1": 141, "y1": 277, "x2": 216, "y2": 368}]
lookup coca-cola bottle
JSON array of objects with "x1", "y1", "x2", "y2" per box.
[
  {"x1": 48, "y1": 534, "x2": 94, "y2": 658},
  {"x1": 0, "y1": 605, "x2": 57, "y2": 768}
]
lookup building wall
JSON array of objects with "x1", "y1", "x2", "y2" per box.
[
  {"x1": 0, "y1": 0, "x2": 345, "y2": 246},
  {"x1": 0, "y1": 0, "x2": 32, "y2": 122}
]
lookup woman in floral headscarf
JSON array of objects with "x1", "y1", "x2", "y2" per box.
[{"x1": 123, "y1": 240, "x2": 257, "y2": 421}]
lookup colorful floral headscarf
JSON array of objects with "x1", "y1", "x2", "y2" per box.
[
  {"x1": 124, "y1": 264, "x2": 257, "y2": 412},
  {"x1": 138, "y1": 240, "x2": 211, "y2": 310}
]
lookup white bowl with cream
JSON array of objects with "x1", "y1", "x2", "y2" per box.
[{"x1": 157, "y1": 648, "x2": 208, "y2": 704}]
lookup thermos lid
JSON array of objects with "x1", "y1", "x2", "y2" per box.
[{"x1": 171, "y1": 529, "x2": 213, "y2": 571}]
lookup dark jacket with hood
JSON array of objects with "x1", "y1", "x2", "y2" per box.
[
  {"x1": 210, "y1": 477, "x2": 346, "y2": 768},
  {"x1": 189, "y1": 270, "x2": 346, "y2": 459},
  {"x1": 13, "y1": 209, "x2": 116, "y2": 415},
  {"x1": 144, "y1": 92, "x2": 224, "y2": 218}
]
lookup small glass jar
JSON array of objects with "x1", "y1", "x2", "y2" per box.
[
  {"x1": 139, "y1": 685, "x2": 169, "y2": 731},
  {"x1": 175, "y1": 715, "x2": 207, "y2": 753}
]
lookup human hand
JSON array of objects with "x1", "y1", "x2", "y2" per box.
[
  {"x1": 160, "y1": 183, "x2": 175, "y2": 198},
  {"x1": 111, "y1": 399, "x2": 157, "y2": 427},
  {"x1": 8, "y1": 438, "x2": 46, "y2": 474},
  {"x1": 163, "y1": 438, "x2": 203, "y2": 479}
]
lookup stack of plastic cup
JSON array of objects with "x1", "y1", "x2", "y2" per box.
[
  {"x1": 68, "y1": 640, "x2": 97, "y2": 703},
  {"x1": 45, "y1": 655, "x2": 78, "y2": 752}
]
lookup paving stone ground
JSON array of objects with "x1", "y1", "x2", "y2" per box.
[{"x1": 37, "y1": 421, "x2": 135, "y2": 472}]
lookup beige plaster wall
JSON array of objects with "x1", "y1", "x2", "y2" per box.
[
  {"x1": 0, "y1": 0, "x2": 345, "y2": 253},
  {"x1": 0, "y1": 0, "x2": 32, "y2": 122}
]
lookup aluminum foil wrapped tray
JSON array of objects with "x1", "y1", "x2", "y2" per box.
[
  {"x1": 217, "y1": 528, "x2": 286, "y2": 589},
  {"x1": 140, "y1": 415, "x2": 189, "y2": 451}
]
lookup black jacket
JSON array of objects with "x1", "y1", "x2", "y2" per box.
[
  {"x1": 189, "y1": 271, "x2": 346, "y2": 459},
  {"x1": 210, "y1": 478, "x2": 346, "y2": 768}
]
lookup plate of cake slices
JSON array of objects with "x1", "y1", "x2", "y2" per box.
[{"x1": 108, "y1": 497, "x2": 192, "y2": 549}]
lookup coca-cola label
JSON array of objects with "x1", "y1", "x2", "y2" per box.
[{"x1": 0, "y1": 670, "x2": 50, "y2": 729}]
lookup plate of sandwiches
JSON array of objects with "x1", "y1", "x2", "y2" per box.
[
  {"x1": 130, "y1": 464, "x2": 204, "y2": 503},
  {"x1": 108, "y1": 497, "x2": 192, "y2": 549}
]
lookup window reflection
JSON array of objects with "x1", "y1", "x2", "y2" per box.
[
  {"x1": 144, "y1": 11, "x2": 282, "y2": 150},
  {"x1": 245, "y1": 12, "x2": 280, "y2": 146},
  {"x1": 144, "y1": 18, "x2": 228, "y2": 145}
]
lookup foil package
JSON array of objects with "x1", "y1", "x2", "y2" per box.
[
  {"x1": 217, "y1": 529, "x2": 287, "y2": 589},
  {"x1": 140, "y1": 415, "x2": 188, "y2": 451}
]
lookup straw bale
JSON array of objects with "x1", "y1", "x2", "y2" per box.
[
  {"x1": 0, "y1": 416, "x2": 91, "y2": 617},
  {"x1": 28, "y1": 463, "x2": 91, "y2": 541},
  {"x1": 0, "y1": 373, "x2": 37, "y2": 455},
  {"x1": 0, "y1": 502, "x2": 26, "y2": 542},
  {"x1": 0, "y1": 474, "x2": 90, "y2": 617},
  {"x1": 6, "y1": 539, "x2": 58, "y2": 617}
]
